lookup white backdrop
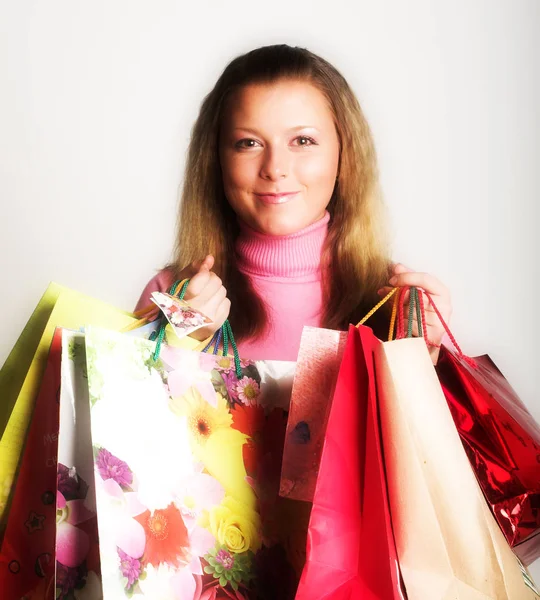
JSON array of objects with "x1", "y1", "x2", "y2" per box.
[{"x1": 1, "y1": 0, "x2": 539, "y2": 579}]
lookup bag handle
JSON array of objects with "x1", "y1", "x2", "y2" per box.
[
  {"x1": 150, "y1": 279, "x2": 243, "y2": 379},
  {"x1": 357, "y1": 286, "x2": 473, "y2": 365}
]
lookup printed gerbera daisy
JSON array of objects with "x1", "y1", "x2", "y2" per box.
[
  {"x1": 169, "y1": 386, "x2": 232, "y2": 450},
  {"x1": 236, "y1": 377, "x2": 260, "y2": 406},
  {"x1": 215, "y1": 356, "x2": 234, "y2": 373},
  {"x1": 134, "y1": 503, "x2": 190, "y2": 568}
]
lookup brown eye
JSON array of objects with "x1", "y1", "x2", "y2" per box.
[
  {"x1": 235, "y1": 139, "x2": 260, "y2": 149},
  {"x1": 294, "y1": 136, "x2": 316, "y2": 146}
]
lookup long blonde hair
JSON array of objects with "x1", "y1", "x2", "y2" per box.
[{"x1": 169, "y1": 44, "x2": 392, "y2": 341}]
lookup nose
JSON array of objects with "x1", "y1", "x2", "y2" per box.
[{"x1": 259, "y1": 146, "x2": 288, "y2": 181}]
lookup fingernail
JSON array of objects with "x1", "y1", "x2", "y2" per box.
[
  {"x1": 389, "y1": 277, "x2": 397, "y2": 285},
  {"x1": 377, "y1": 288, "x2": 384, "y2": 295}
]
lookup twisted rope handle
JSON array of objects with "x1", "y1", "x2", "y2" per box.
[
  {"x1": 357, "y1": 285, "x2": 472, "y2": 365},
  {"x1": 149, "y1": 279, "x2": 190, "y2": 361},
  {"x1": 150, "y1": 279, "x2": 243, "y2": 379},
  {"x1": 356, "y1": 287, "x2": 401, "y2": 342},
  {"x1": 402, "y1": 287, "x2": 476, "y2": 366}
]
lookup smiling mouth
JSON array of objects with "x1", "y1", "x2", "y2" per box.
[{"x1": 254, "y1": 192, "x2": 299, "y2": 205}]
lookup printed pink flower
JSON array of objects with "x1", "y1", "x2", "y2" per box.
[
  {"x1": 96, "y1": 448, "x2": 133, "y2": 488},
  {"x1": 56, "y1": 491, "x2": 91, "y2": 568},
  {"x1": 55, "y1": 561, "x2": 88, "y2": 597},
  {"x1": 215, "y1": 357, "x2": 252, "y2": 375},
  {"x1": 216, "y1": 548, "x2": 234, "y2": 570},
  {"x1": 165, "y1": 350, "x2": 217, "y2": 408},
  {"x1": 221, "y1": 370, "x2": 239, "y2": 402},
  {"x1": 118, "y1": 547, "x2": 142, "y2": 588},
  {"x1": 57, "y1": 464, "x2": 88, "y2": 501},
  {"x1": 99, "y1": 479, "x2": 147, "y2": 559},
  {"x1": 236, "y1": 377, "x2": 260, "y2": 406}
]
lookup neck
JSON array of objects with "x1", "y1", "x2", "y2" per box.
[{"x1": 235, "y1": 212, "x2": 330, "y2": 281}]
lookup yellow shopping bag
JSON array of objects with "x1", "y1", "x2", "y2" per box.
[
  {"x1": 0, "y1": 283, "x2": 62, "y2": 438},
  {"x1": 0, "y1": 283, "x2": 136, "y2": 526}
]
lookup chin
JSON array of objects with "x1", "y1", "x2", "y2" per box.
[{"x1": 253, "y1": 214, "x2": 311, "y2": 236}]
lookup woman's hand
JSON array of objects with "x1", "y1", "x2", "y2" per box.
[
  {"x1": 378, "y1": 263, "x2": 452, "y2": 364},
  {"x1": 179, "y1": 255, "x2": 231, "y2": 341}
]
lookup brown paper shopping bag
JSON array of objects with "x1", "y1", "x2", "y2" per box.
[{"x1": 375, "y1": 336, "x2": 540, "y2": 599}]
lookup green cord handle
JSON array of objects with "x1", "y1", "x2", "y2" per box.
[
  {"x1": 150, "y1": 280, "x2": 190, "y2": 361},
  {"x1": 406, "y1": 287, "x2": 423, "y2": 339},
  {"x1": 150, "y1": 279, "x2": 243, "y2": 380}
]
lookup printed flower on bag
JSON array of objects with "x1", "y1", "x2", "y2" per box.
[
  {"x1": 236, "y1": 378, "x2": 260, "y2": 407},
  {"x1": 96, "y1": 477, "x2": 147, "y2": 561},
  {"x1": 132, "y1": 564, "x2": 203, "y2": 600},
  {"x1": 56, "y1": 561, "x2": 88, "y2": 598},
  {"x1": 200, "y1": 496, "x2": 261, "y2": 555},
  {"x1": 203, "y1": 545, "x2": 254, "y2": 592},
  {"x1": 96, "y1": 447, "x2": 133, "y2": 489},
  {"x1": 175, "y1": 471, "x2": 225, "y2": 522},
  {"x1": 118, "y1": 547, "x2": 143, "y2": 588},
  {"x1": 170, "y1": 388, "x2": 254, "y2": 506},
  {"x1": 57, "y1": 464, "x2": 89, "y2": 502},
  {"x1": 165, "y1": 347, "x2": 219, "y2": 408},
  {"x1": 221, "y1": 370, "x2": 241, "y2": 403},
  {"x1": 230, "y1": 404, "x2": 265, "y2": 477},
  {"x1": 56, "y1": 490, "x2": 92, "y2": 568},
  {"x1": 134, "y1": 503, "x2": 190, "y2": 568},
  {"x1": 215, "y1": 356, "x2": 252, "y2": 374},
  {"x1": 170, "y1": 387, "x2": 233, "y2": 452}
]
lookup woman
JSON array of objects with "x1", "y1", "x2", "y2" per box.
[{"x1": 136, "y1": 43, "x2": 452, "y2": 362}]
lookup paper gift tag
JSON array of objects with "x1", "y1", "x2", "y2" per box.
[{"x1": 150, "y1": 292, "x2": 213, "y2": 339}]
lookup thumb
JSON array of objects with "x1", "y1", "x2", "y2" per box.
[
  {"x1": 198, "y1": 255, "x2": 214, "y2": 272},
  {"x1": 188, "y1": 255, "x2": 214, "y2": 274}
]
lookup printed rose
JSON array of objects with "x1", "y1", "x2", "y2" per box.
[{"x1": 201, "y1": 496, "x2": 261, "y2": 554}]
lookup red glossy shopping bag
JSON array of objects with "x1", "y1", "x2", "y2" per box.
[
  {"x1": 295, "y1": 324, "x2": 405, "y2": 599},
  {"x1": 436, "y1": 344, "x2": 540, "y2": 565}
]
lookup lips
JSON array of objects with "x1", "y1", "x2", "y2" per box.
[{"x1": 254, "y1": 192, "x2": 299, "y2": 205}]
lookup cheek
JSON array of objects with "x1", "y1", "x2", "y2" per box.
[
  {"x1": 296, "y1": 152, "x2": 339, "y2": 189},
  {"x1": 223, "y1": 155, "x2": 258, "y2": 190}
]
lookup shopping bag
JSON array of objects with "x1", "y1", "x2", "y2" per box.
[
  {"x1": 280, "y1": 326, "x2": 348, "y2": 502},
  {"x1": 436, "y1": 345, "x2": 540, "y2": 565},
  {"x1": 0, "y1": 283, "x2": 62, "y2": 438},
  {"x1": 296, "y1": 324, "x2": 405, "y2": 599},
  {"x1": 84, "y1": 325, "x2": 303, "y2": 599},
  {"x1": 0, "y1": 284, "x2": 136, "y2": 527},
  {"x1": 54, "y1": 329, "x2": 102, "y2": 599},
  {"x1": 375, "y1": 333, "x2": 540, "y2": 599},
  {"x1": 0, "y1": 329, "x2": 62, "y2": 599}
]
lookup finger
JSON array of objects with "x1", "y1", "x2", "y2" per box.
[
  {"x1": 214, "y1": 297, "x2": 231, "y2": 329},
  {"x1": 185, "y1": 272, "x2": 223, "y2": 301},
  {"x1": 190, "y1": 284, "x2": 227, "y2": 318},
  {"x1": 388, "y1": 272, "x2": 449, "y2": 298},
  {"x1": 194, "y1": 273, "x2": 224, "y2": 305},
  {"x1": 391, "y1": 263, "x2": 412, "y2": 275}
]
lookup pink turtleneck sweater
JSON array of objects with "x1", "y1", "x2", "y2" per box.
[{"x1": 134, "y1": 212, "x2": 330, "y2": 362}]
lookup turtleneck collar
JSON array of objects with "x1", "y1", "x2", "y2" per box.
[{"x1": 235, "y1": 211, "x2": 330, "y2": 282}]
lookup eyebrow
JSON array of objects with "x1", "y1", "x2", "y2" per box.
[{"x1": 232, "y1": 125, "x2": 321, "y2": 135}]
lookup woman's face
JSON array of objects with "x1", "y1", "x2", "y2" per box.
[{"x1": 219, "y1": 79, "x2": 340, "y2": 236}]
